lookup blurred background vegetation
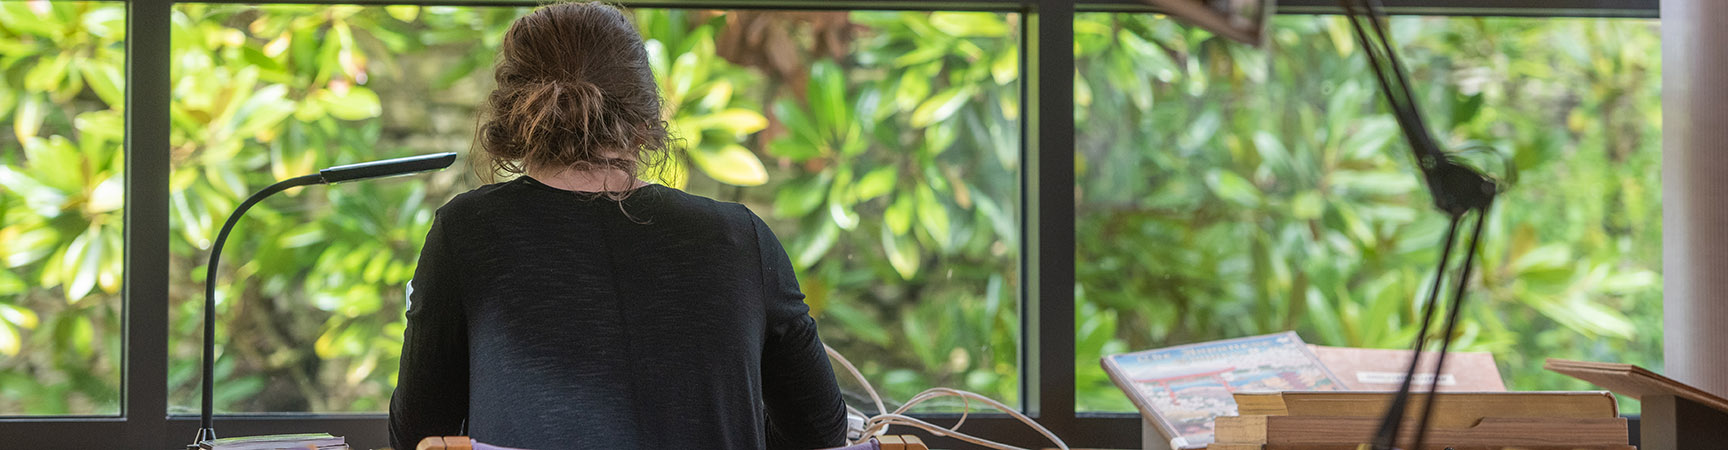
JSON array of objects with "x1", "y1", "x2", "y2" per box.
[
  {"x1": 1073, "y1": 14, "x2": 1661, "y2": 412},
  {"x1": 1, "y1": 2, "x2": 1658, "y2": 418}
]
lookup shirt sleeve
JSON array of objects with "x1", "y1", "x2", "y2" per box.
[
  {"x1": 748, "y1": 209, "x2": 848, "y2": 450},
  {"x1": 390, "y1": 210, "x2": 470, "y2": 449}
]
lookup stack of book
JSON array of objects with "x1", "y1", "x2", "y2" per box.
[
  {"x1": 197, "y1": 433, "x2": 348, "y2": 450},
  {"x1": 1205, "y1": 391, "x2": 1633, "y2": 450},
  {"x1": 1102, "y1": 332, "x2": 1506, "y2": 448}
]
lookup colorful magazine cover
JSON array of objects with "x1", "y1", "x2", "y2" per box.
[{"x1": 1101, "y1": 331, "x2": 1345, "y2": 449}]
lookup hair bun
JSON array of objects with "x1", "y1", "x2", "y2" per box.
[{"x1": 474, "y1": 1, "x2": 673, "y2": 190}]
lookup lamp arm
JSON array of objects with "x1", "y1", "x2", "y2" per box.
[{"x1": 195, "y1": 173, "x2": 324, "y2": 446}]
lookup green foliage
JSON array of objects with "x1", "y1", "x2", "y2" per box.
[
  {"x1": 1073, "y1": 14, "x2": 1662, "y2": 412},
  {"x1": 0, "y1": 0, "x2": 126, "y2": 415}
]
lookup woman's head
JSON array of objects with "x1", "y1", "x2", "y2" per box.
[{"x1": 476, "y1": 2, "x2": 669, "y2": 186}]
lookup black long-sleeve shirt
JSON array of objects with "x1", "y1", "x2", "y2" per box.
[{"x1": 389, "y1": 176, "x2": 847, "y2": 450}]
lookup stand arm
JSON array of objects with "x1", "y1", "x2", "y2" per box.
[{"x1": 194, "y1": 174, "x2": 323, "y2": 447}]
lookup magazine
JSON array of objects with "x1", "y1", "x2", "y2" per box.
[{"x1": 1101, "y1": 331, "x2": 1344, "y2": 449}]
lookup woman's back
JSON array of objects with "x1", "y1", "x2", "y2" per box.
[{"x1": 389, "y1": 176, "x2": 847, "y2": 449}]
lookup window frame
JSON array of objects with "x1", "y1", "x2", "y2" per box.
[{"x1": 0, "y1": 0, "x2": 1659, "y2": 448}]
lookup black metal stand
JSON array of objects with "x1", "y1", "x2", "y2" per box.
[{"x1": 1335, "y1": 1, "x2": 1505, "y2": 449}]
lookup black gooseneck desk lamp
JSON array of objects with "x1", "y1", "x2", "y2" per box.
[{"x1": 191, "y1": 152, "x2": 458, "y2": 449}]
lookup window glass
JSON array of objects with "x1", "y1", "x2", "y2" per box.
[
  {"x1": 0, "y1": 1, "x2": 126, "y2": 416},
  {"x1": 1073, "y1": 14, "x2": 1660, "y2": 412},
  {"x1": 169, "y1": 4, "x2": 1019, "y2": 413}
]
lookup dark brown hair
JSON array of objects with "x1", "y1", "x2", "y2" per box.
[{"x1": 475, "y1": 2, "x2": 671, "y2": 194}]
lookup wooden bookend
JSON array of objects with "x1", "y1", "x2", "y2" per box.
[
  {"x1": 416, "y1": 436, "x2": 473, "y2": 450},
  {"x1": 875, "y1": 435, "x2": 928, "y2": 450}
]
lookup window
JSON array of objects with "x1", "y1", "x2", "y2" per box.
[
  {"x1": 0, "y1": 1, "x2": 1664, "y2": 448},
  {"x1": 1074, "y1": 13, "x2": 1662, "y2": 412},
  {"x1": 166, "y1": 4, "x2": 1020, "y2": 414},
  {"x1": 0, "y1": 1, "x2": 126, "y2": 416}
]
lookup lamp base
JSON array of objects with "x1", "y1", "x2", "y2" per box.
[{"x1": 188, "y1": 427, "x2": 216, "y2": 449}]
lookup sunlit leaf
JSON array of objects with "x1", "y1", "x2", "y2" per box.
[
  {"x1": 0, "y1": 302, "x2": 37, "y2": 329},
  {"x1": 882, "y1": 226, "x2": 920, "y2": 280},
  {"x1": 688, "y1": 144, "x2": 768, "y2": 186},
  {"x1": 683, "y1": 109, "x2": 768, "y2": 135},
  {"x1": 885, "y1": 194, "x2": 914, "y2": 235},
  {"x1": 316, "y1": 87, "x2": 381, "y2": 121},
  {"x1": 13, "y1": 95, "x2": 44, "y2": 140},
  {"x1": 792, "y1": 222, "x2": 839, "y2": 269},
  {"x1": 385, "y1": 5, "x2": 419, "y2": 22},
  {"x1": 992, "y1": 45, "x2": 1018, "y2": 85},
  {"x1": 910, "y1": 87, "x2": 969, "y2": 127},
  {"x1": 929, "y1": 12, "x2": 1009, "y2": 37},
  {"x1": 915, "y1": 186, "x2": 951, "y2": 249},
  {"x1": 0, "y1": 322, "x2": 17, "y2": 356},
  {"x1": 854, "y1": 167, "x2": 898, "y2": 201}
]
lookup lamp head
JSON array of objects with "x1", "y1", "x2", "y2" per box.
[{"x1": 319, "y1": 152, "x2": 458, "y2": 184}]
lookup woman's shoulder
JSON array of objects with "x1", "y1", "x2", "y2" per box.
[
  {"x1": 636, "y1": 185, "x2": 763, "y2": 225},
  {"x1": 430, "y1": 180, "x2": 520, "y2": 221}
]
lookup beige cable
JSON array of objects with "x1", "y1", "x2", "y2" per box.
[{"x1": 825, "y1": 344, "x2": 1069, "y2": 450}]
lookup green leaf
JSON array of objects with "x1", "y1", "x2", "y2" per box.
[
  {"x1": 929, "y1": 12, "x2": 1009, "y2": 37},
  {"x1": 0, "y1": 322, "x2": 17, "y2": 356},
  {"x1": 1601, "y1": 270, "x2": 1658, "y2": 293},
  {"x1": 0, "y1": 301, "x2": 37, "y2": 328},
  {"x1": 1, "y1": 224, "x2": 59, "y2": 268},
  {"x1": 991, "y1": 46, "x2": 1018, "y2": 85},
  {"x1": 683, "y1": 109, "x2": 768, "y2": 135},
  {"x1": 882, "y1": 226, "x2": 921, "y2": 280},
  {"x1": 1342, "y1": 118, "x2": 1399, "y2": 160},
  {"x1": 854, "y1": 167, "x2": 898, "y2": 201},
  {"x1": 385, "y1": 5, "x2": 419, "y2": 22},
  {"x1": 809, "y1": 60, "x2": 850, "y2": 132},
  {"x1": 688, "y1": 144, "x2": 768, "y2": 186},
  {"x1": 1252, "y1": 131, "x2": 1293, "y2": 175},
  {"x1": 911, "y1": 87, "x2": 970, "y2": 127},
  {"x1": 915, "y1": 186, "x2": 951, "y2": 249},
  {"x1": 774, "y1": 176, "x2": 829, "y2": 217},
  {"x1": 0, "y1": 168, "x2": 63, "y2": 221},
  {"x1": 24, "y1": 52, "x2": 71, "y2": 94},
  {"x1": 792, "y1": 222, "x2": 839, "y2": 269},
  {"x1": 13, "y1": 95, "x2": 44, "y2": 140},
  {"x1": 60, "y1": 226, "x2": 101, "y2": 302},
  {"x1": 317, "y1": 87, "x2": 382, "y2": 121},
  {"x1": 1204, "y1": 169, "x2": 1261, "y2": 207},
  {"x1": 893, "y1": 45, "x2": 948, "y2": 68},
  {"x1": 885, "y1": 194, "x2": 914, "y2": 235},
  {"x1": 79, "y1": 62, "x2": 126, "y2": 109},
  {"x1": 826, "y1": 172, "x2": 860, "y2": 230}
]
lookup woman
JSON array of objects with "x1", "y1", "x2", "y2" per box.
[{"x1": 388, "y1": 3, "x2": 848, "y2": 449}]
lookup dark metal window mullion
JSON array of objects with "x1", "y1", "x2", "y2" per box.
[
  {"x1": 1025, "y1": 0, "x2": 1077, "y2": 437},
  {"x1": 123, "y1": 0, "x2": 174, "y2": 447}
]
